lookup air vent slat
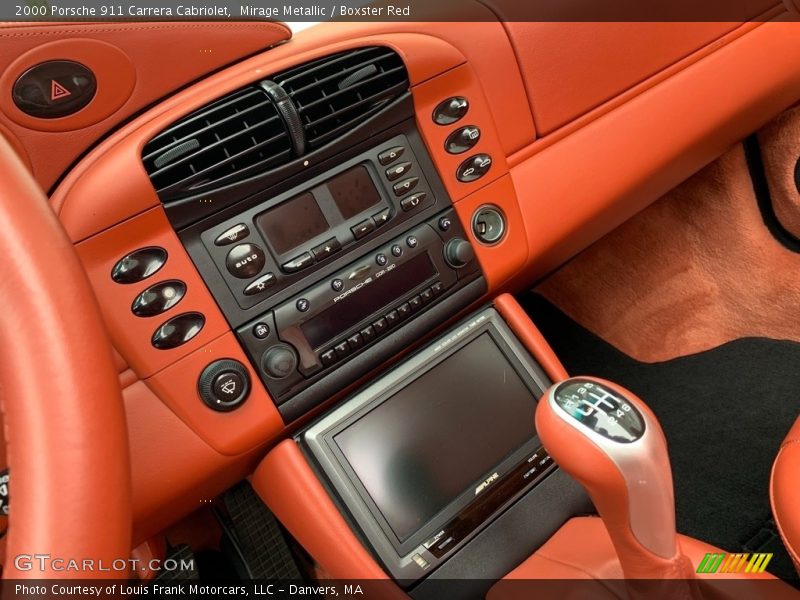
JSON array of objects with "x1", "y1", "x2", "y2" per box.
[
  {"x1": 156, "y1": 135, "x2": 293, "y2": 195},
  {"x1": 278, "y1": 53, "x2": 397, "y2": 98},
  {"x1": 296, "y1": 66, "x2": 407, "y2": 112},
  {"x1": 145, "y1": 89, "x2": 264, "y2": 152},
  {"x1": 274, "y1": 46, "x2": 409, "y2": 150},
  {"x1": 272, "y1": 47, "x2": 378, "y2": 88},
  {"x1": 147, "y1": 117, "x2": 286, "y2": 180},
  {"x1": 143, "y1": 98, "x2": 276, "y2": 163},
  {"x1": 143, "y1": 47, "x2": 408, "y2": 202}
]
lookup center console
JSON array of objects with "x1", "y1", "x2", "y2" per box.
[
  {"x1": 301, "y1": 308, "x2": 561, "y2": 583},
  {"x1": 145, "y1": 47, "x2": 487, "y2": 421}
]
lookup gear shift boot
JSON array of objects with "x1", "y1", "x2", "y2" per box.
[{"x1": 537, "y1": 377, "x2": 693, "y2": 579}]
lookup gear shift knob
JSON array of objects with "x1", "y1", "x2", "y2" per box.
[{"x1": 536, "y1": 377, "x2": 691, "y2": 579}]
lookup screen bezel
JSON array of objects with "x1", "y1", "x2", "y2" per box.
[{"x1": 301, "y1": 307, "x2": 551, "y2": 571}]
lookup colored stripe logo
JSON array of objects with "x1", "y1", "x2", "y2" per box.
[{"x1": 696, "y1": 552, "x2": 773, "y2": 574}]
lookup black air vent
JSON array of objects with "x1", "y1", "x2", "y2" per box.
[
  {"x1": 143, "y1": 47, "x2": 409, "y2": 204},
  {"x1": 142, "y1": 87, "x2": 292, "y2": 200},
  {"x1": 272, "y1": 47, "x2": 409, "y2": 149}
]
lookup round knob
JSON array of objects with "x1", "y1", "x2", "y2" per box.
[
  {"x1": 444, "y1": 238, "x2": 474, "y2": 268},
  {"x1": 197, "y1": 359, "x2": 251, "y2": 412},
  {"x1": 262, "y1": 344, "x2": 298, "y2": 379}
]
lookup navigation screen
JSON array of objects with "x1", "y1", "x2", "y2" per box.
[
  {"x1": 256, "y1": 192, "x2": 330, "y2": 255},
  {"x1": 334, "y1": 333, "x2": 536, "y2": 541},
  {"x1": 328, "y1": 165, "x2": 382, "y2": 219}
]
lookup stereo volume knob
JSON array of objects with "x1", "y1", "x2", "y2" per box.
[
  {"x1": 444, "y1": 238, "x2": 475, "y2": 268},
  {"x1": 262, "y1": 344, "x2": 298, "y2": 379}
]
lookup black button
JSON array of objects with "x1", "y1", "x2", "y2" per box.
[
  {"x1": 397, "y1": 303, "x2": 411, "y2": 319},
  {"x1": 253, "y1": 323, "x2": 270, "y2": 339},
  {"x1": 331, "y1": 278, "x2": 344, "y2": 292},
  {"x1": 445, "y1": 126, "x2": 481, "y2": 154},
  {"x1": 351, "y1": 219, "x2": 376, "y2": 240},
  {"x1": 378, "y1": 146, "x2": 405, "y2": 165},
  {"x1": 376, "y1": 253, "x2": 388, "y2": 266},
  {"x1": 13, "y1": 60, "x2": 97, "y2": 119},
  {"x1": 243, "y1": 272, "x2": 276, "y2": 296},
  {"x1": 401, "y1": 192, "x2": 427, "y2": 212},
  {"x1": 213, "y1": 372, "x2": 245, "y2": 402},
  {"x1": 347, "y1": 333, "x2": 364, "y2": 349},
  {"x1": 406, "y1": 236, "x2": 418, "y2": 248},
  {"x1": 420, "y1": 288, "x2": 434, "y2": 303},
  {"x1": 433, "y1": 97, "x2": 469, "y2": 125},
  {"x1": 311, "y1": 238, "x2": 341, "y2": 261},
  {"x1": 262, "y1": 344, "x2": 298, "y2": 379},
  {"x1": 152, "y1": 312, "x2": 205, "y2": 349},
  {"x1": 385, "y1": 161, "x2": 412, "y2": 181},
  {"x1": 393, "y1": 177, "x2": 419, "y2": 197},
  {"x1": 431, "y1": 282, "x2": 445, "y2": 296},
  {"x1": 112, "y1": 247, "x2": 167, "y2": 284},
  {"x1": 391, "y1": 244, "x2": 403, "y2": 257},
  {"x1": 372, "y1": 208, "x2": 392, "y2": 228},
  {"x1": 131, "y1": 280, "x2": 186, "y2": 317},
  {"x1": 456, "y1": 154, "x2": 492, "y2": 183},
  {"x1": 296, "y1": 298, "x2": 310, "y2": 312},
  {"x1": 385, "y1": 310, "x2": 399, "y2": 326},
  {"x1": 226, "y1": 244, "x2": 266, "y2": 279},
  {"x1": 214, "y1": 223, "x2": 250, "y2": 246},
  {"x1": 439, "y1": 216, "x2": 453, "y2": 231},
  {"x1": 360, "y1": 325, "x2": 375, "y2": 343},
  {"x1": 320, "y1": 349, "x2": 337, "y2": 367},
  {"x1": 372, "y1": 318, "x2": 388, "y2": 335},
  {"x1": 334, "y1": 341, "x2": 350, "y2": 358},
  {"x1": 282, "y1": 252, "x2": 314, "y2": 273},
  {"x1": 409, "y1": 295, "x2": 423, "y2": 311},
  {"x1": 197, "y1": 360, "x2": 251, "y2": 412}
]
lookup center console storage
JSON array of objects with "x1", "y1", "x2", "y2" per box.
[{"x1": 300, "y1": 308, "x2": 567, "y2": 583}]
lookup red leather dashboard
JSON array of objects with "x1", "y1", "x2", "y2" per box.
[{"x1": 4, "y1": 8, "x2": 800, "y2": 548}]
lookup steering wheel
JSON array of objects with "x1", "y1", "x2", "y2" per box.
[{"x1": 0, "y1": 136, "x2": 131, "y2": 577}]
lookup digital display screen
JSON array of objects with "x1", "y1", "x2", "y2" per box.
[
  {"x1": 256, "y1": 192, "x2": 330, "y2": 255},
  {"x1": 301, "y1": 253, "x2": 436, "y2": 349},
  {"x1": 334, "y1": 333, "x2": 536, "y2": 542},
  {"x1": 328, "y1": 165, "x2": 382, "y2": 219}
]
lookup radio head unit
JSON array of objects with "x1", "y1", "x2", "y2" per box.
[{"x1": 178, "y1": 120, "x2": 485, "y2": 419}]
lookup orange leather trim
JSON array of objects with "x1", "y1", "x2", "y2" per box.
[
  {"x1": 508, "y1": 20, "x2": 800, "y2": 283},
  {"x1": 493, "y1": 293, "x2": 567, "y2": 382},
  {"x1": 488, "y1": 517, "x2": 783, "y2": 600},
  {"x1": 252, "y1": 440, "x2": 404, "y2": 593},
  {"x1": 75, "y1": 206, "x2": 229, "y2": 379},
  {"x1": 146, "y1": 332, "x2": 284, "y2": 456},
  {"x1": 500, "y1": 21, "x2": 761, "y2": 135},
  {"x1": 451, "y1": 175, "x2": 527, "y2": 291},
  {"x1": 535, "y1": 379, "x2": 688, "y2": 580},
  {"x1": 124, "y1": 380, "x2": 261, "y2": 545},
  {"x1": 413, "y1": 63, "x2": 509, "y2": 202},
  {"x1": 0, "y1": 38, "x2": 136, "y2": 131},
  {"x1": 770, "y1": 417, "x2": 800, "y2": 569},
  {"x1": 51, "y1": 32, "x2": 467, "y2": 243},
  {"x1": 0, "y1": 20, "x2": 291, "y2": 190},
  {"x1": 0, "y1": 134, "x2": 131, "y2": 577},
  {"x1": 0, "y1": 120, "x2": 31, "y2": 169}
]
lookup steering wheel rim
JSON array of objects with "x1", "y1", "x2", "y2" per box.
[{"x1": 0, "y1": 135, "x2": 131, "y2": 578}]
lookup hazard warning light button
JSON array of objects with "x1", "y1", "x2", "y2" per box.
[{"x1": 12, "y1": 60, "x2": 96, "y2": 118}]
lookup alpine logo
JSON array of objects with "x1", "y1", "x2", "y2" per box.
[{"x1": 475, "y1": 472, "x2": 499, "y2": 496}]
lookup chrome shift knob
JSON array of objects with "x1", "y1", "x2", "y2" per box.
[{"x1": 537, "y1": 377, "x2": 681, "y2": 576}]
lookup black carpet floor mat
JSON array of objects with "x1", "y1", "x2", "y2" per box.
[{"x1": 521, "y1": 293, "x2": 799, "y2": 581}]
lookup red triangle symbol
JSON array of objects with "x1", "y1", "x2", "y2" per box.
[{"x1": 50, "y1": 80, "x2": 71, "y2": 101}]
